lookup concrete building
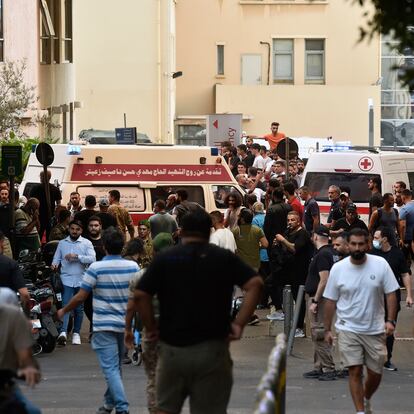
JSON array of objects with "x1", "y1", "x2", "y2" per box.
[
  {"x1": 73, "y1": 0, "x2": 177, "y2": 143},
  {"x1": 175, "y1": 0, "x2": 381, "y2": 147},
  {"x1": 1, "y1": 0, "x2": 74, "y2": 138},
  {"x1": 1, "y1": 0, "x2": 176, "y2": 143}
]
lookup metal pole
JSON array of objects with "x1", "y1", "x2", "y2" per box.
[
  {"x1": 368, "y1": 98, "x2": 374, "y2": 147},
  {"x1": 62, "y1": 110, "x2": 67, "y2": 143},
  {"x1": 283, "y1": 285, "x2": 293, "y2": 336},
  {"x1": 124, "y1": 113, "x2": 127, "y2": 128},
  {"x1": 287, "y1": 285, "x2": 305, "y2": 355},
  {"x1": 285, "y1": 138, "x2": 290, "y2": 181},
  {"x1": 69, "y1": 102, "x2": 74, "y2": 141},
  {"x1": 8, "y1": 175, "x2": 15, "y2": 255}
]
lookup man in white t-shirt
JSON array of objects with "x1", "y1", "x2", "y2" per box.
[
  {"x1": 251, "y1": 143, "x2": 266, "y2": 171},
  {"x1": 209, "y1": 210, "x2": 237, "y2": 253},
  {"x1": 323, "y1": 228, "x2": 399, "y2": 414}
]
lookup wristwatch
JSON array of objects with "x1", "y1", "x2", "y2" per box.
[
  {"x1": 311, "y1": 298, "x2": 318, "y2": 304},
  {"x1": 386, "y1": 319, "x2": 396, "y2": 327}
]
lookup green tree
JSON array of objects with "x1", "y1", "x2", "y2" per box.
[
  {"x1": 0, "y1": 60, "x2": 37, "y2": 139},
  {"x1": 355, "y1": 0, "x2": 414, "y2": 87}
]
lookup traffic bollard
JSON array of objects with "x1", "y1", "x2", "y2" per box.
[
  {"x1": 283, "y1": 285, "x2": 293, "y2": 337},
  {"x1": 287, "y1": 285, "x2": 305, "y2": 355}
]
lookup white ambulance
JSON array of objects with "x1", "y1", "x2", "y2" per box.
[
  {"x1": 302, "y1": 147, "x2": 414, "y2": 223},
  {"x1": 20, "y1": 143, "x2": 245, "y2": 224}
]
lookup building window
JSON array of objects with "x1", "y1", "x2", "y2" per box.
[
  {"x1": 273, "y1": 39, "x2": 294, "y2": 83},
  {"x1": 305, "y1": 39, "x2": 325, "y2": 83},
  {"x1": 39, "y1": 0, "x2": 73, "y2": 64},
  {"x1": 0, "y1": 0, "x2": 4, "y2": 61},
  {"x1": 63, "y1": 0, "x2": 72, "y2": 62},
  {"x1": 217, "y1": 44, "x2": 224, "y2": 75},
  {"x1": 380, "y1": 37, "x2": 414, "y2": 146}
]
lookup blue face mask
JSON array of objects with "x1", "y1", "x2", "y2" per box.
[{"x1": 373, "y1": 240, "x2": 382, "y2": 250}]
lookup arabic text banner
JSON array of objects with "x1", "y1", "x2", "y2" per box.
[{"x1": 71, "y1": 164, "x2": 232, "y2": 182}]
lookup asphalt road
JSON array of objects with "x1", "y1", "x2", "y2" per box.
[{"x1": 25, "y1": 306, "x2": 414, "y2": 414}]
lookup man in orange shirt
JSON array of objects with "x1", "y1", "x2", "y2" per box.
[{"x1": 263, "y1": 121, "x2": 286, "y2": 151}]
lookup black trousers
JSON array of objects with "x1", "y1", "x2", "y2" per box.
[
  {"x1": 84, "y1": 292, "x2": 93, "y2": 333},
  {"x1": 259, "y1": 261, "x2": 271, "y2": 307},
  {"x1": 39, "y1": 219, "x2": 52, "y2": 243}
]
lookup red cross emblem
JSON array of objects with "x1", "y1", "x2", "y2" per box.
[{"x1": 358, "y1": 157, "x2": 373, "y2": 171}]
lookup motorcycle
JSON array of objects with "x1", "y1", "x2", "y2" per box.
[{"x1": 18, "y1": 249, "x2": 63, "y2": 355}]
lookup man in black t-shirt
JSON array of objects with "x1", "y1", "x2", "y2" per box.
[
  {"x1": 29, "y1": 170, "x2": 62, "y2": 241},
  {"x1": 133, "y1": 210, "x2": 262, "y2": 414},
  {"x1": 273, "y1": 211, "x2": 313, "y2": 337},
  {"x1": 74, "y1": 195, "x2": 97, "y2": 238},
  {"x1": 330, "y1": 203, "x2": 368, "y2": 236},
  {"x1": 299, "y1": 186, "x2": 320, "y2": 233},
  {"x1": 84, "y1": 215, "x2": 105, "y2": 336},
  {"x1": 96, "y1": 198, "x2": 118, "y2": 230},
  {"x1": 0, "y1": 231, "x2": 30, "y2": 309},
  {"x1": 368, "y1": 176, "x2": 383, "y2": 219},
  {"x1": 304, "y1": 225, "x2": 339, "y2": 381},
  {"x1": 330, "y1": 192, "x2": 350, "y2": 229},
  {"x1": 371, "y1": 226, "x2": 412, "y2": 371}
]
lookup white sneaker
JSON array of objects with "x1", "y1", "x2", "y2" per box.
[
  {"x1": 72, "y1": 333, "x2": 81, "y2": 345},
  {"x1": 266, "y1": 311, "x2": 285, "y2": 321},
  {"x1": 57, "y1": 332, "x2": 67, "y2": 346},
  {"x1": 294, "y1": 328, "x2": 305, "y2": 338}
]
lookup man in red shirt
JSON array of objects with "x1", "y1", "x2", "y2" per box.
[
  {"x1": 284, "y1": 181, "x2": 304, "y2": 222},
  {"x1": 263, "y1": 121, "x2": 286, "y2": 151}
]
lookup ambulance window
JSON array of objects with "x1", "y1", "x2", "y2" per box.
[
  {"x1": 211, "y1": 185, "x2": 243, "y2": 209},
  {"x1": 76, "y1": 186, "x2": 145, "y2": 211},
  {"x1": 23, "y1": 183, "x2": 38, "y2": 199},
  {"x1": 304, "y1": 173, "x2": 380, "y2": 203},
  {"x1": 408, "y1": 172, "x2": 414, "y2": 191},
  {"x1": 150, "y1": 186, "x2": 205, "y2": 207}
]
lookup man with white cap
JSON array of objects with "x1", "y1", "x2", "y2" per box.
[{"x1": 96, "y1": 198, "x2": 118, "y2": 230}]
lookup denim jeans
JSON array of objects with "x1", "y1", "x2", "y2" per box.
[
  {"x1": 92, "y1": 331, "x2": 129, "y2": 412},
  {"x1": 13, "y1": 386, "x2": 42, "y2": 414},
  {"x1": 62, "y1": 285, "x2": 83, "y2": 334}
]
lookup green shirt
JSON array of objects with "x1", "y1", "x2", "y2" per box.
[{"x1": 232, "y1": 224, "x2": 264, "y2": 272}]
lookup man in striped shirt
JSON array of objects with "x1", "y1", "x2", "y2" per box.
[{"x1": 57, "y1": 228, "x2": 139, "y2": 414}]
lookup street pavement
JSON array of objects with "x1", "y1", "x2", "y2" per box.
[{"x1": 25, "y1": 305, "x2": 414, "y2": 414}]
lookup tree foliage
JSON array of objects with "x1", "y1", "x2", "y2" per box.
[
  {"x1": 355, "y1": 0, "x2": 414, "y2": 87},
  {"x1": 0, "y1": 60, "x2": 37, "y2": 139}
]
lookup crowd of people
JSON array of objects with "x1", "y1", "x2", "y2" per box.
[{"x1": 1, "y1": 128, "x2": 413, "y2": 414}]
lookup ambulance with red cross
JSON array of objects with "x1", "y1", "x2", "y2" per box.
[
  {"x1": 302, "y1": 147, "x2": 414, "y2": 223},
  {"x1": 20, "y1": 143, "x2": 245, "y2": 226}
]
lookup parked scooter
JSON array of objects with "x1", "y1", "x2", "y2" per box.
[{"x1": 18, "y1": 249, "x2": 63, "y2": 355}]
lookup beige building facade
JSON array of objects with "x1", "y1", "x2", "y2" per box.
[
  {"x1": 1, "y1": 0, "x2": 176, "y2": 143},
  {"x1": 1, "y1": 0, "x2": 74, "y2": 138},
  {"x1": 73, "y1": 0, "x2": 177, "y2": 143},
  {"x1": 175, "y1": 0, "x2": 381, "y2": 147}
]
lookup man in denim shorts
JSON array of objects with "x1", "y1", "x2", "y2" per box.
[
  {"x1": 134, "y1": 210, "x2": 263, "y2": 414},
  {"x1": 323, "y1": 228, "x2": 399, "y2": 414}
]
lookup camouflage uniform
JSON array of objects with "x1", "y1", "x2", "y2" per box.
[
  {"x1": 128, "y1": 269, "x2": 159, "y2": 413},
  {"x1": 49, "y1": 223, "x2": 68, "y2": 241},
  {"x1": 138, "y1": 238, "x2": 153, "y2": 269}
]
